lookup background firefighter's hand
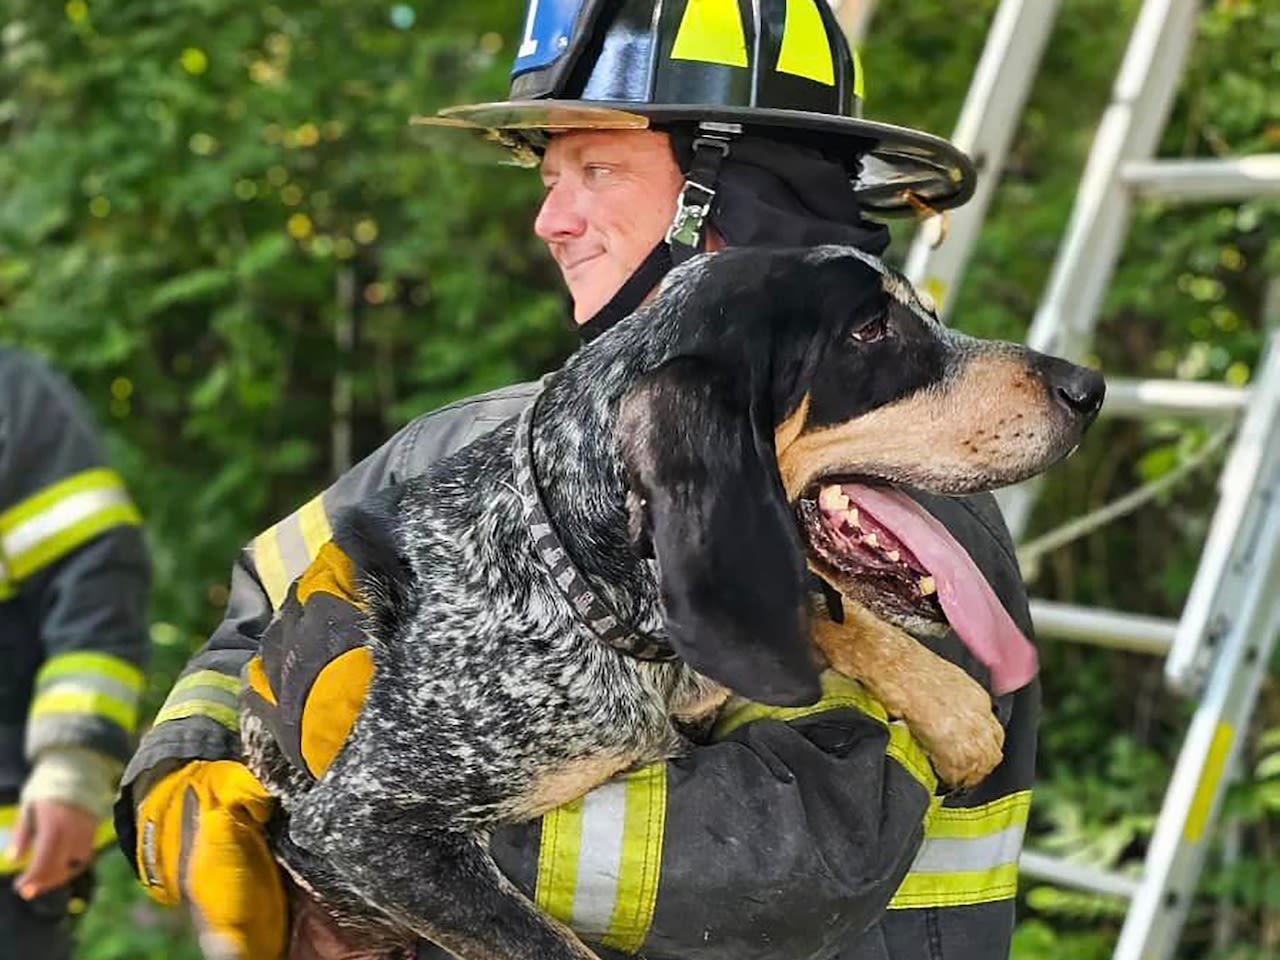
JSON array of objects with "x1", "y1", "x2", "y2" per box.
[
  {"x1": 135, "y1": 759, "x2": 287, "y2": 960},
  {"x1": 8, "y1": 797, "x2": 97, "y2": 899}
]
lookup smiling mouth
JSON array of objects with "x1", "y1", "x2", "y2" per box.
[{"x1": 560, "y1": 251, "x2": 604, "y2": 272}]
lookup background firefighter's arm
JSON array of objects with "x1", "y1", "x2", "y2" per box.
[{"x1": 0, "y1": 351, "x2": 150, "y2": 838}]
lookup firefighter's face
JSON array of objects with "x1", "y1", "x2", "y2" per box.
[{"x1": 535, "y1": 130, "x2": 685, "y2": 324}]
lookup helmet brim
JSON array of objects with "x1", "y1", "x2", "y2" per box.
[{"x1": 412, "y1": 100, "x2": 975, "y2": 216}]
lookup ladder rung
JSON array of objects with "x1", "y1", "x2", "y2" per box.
[
  {"x1": 1020, "y1": 850, "x2": 1140, "y2": 900},
  {"x1": 1101, "y1": 377, "x2": 1249, "y2": 420},
  {"x1": 1030, "y1": 600, "x2": 1177, "y2": 655},
  {"x1": 1121, "y1": 156, "x2": 1280, "y2": 201}
]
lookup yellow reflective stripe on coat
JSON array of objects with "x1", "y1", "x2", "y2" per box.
[
  {"x1": 670, "y1": 0, "x2": 748, "y2": 68},
  {"x1": 776, "y1": 0, "x2": 835, "y2": 85},
  {"x1": 29, "y1": 651, "x2": 144, "y2": 733},
  {"x1": 535, "y1": 764, "x2": 666, "y2": 953},
  {"x1": 253, "y1": 492, "x2": 333, "y2": 610},
  {"x1": 0, "y1": 804, "x2": 116, "y2": 875},
  {"x1": 151, "y1": 669, "x2": 242, "y2": 732},
  {"x1": 715, "y1": 671, "x2": 937, "y2": 793},
  {"x1": 889, "y1": 790, "x2": 1032, "y2": 909},
  {"x1": 0, "y1": 555, "x2": 13, "y2": 600},
  {"x1": 0, "y1": 468, "x2": 141, "y2": 582}
]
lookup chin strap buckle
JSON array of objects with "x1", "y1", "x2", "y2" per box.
[
  {"x1": 665, "y1": 131, "x2": 734, "y2": 260},
  {"x1": 666, "y1": 178, "x2": 718, "y2": 250}
]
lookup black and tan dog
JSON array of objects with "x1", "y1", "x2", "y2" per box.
[{"x1": 240, "y1": 246, "x2": 1103, "y2": 960}]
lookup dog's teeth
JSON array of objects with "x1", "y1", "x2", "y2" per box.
[
  {"x1": 819, "y1": 486, "x2": 849, "y2": 510},
  {"x1": 846, "y1": 506, "x2": 859, "y2": 526},
  {"x1": 886, "y1": 550, "x2": 900, "y2": 562},
  {"x1": 863, "y1": 533, "x2": 878, "y2": 549},
  {"x1": 919, "y1": 576, "x2": 936, "y2": 596}
]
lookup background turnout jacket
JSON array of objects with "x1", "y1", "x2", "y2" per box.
[
  {"x1": 0, "y1": 347, "x2": 150, "y2": 868},
  {"x1": 117, "y1": 381, "x2": 1038, "y2": 960}
]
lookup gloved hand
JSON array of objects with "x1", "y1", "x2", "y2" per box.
[{"x1": 135, "y1": 759, "x2": 287, "y2": 960}]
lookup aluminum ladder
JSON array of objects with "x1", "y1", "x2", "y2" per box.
[{"x1": 893, "y1": 0, "x2": 1280, "y2": 957}]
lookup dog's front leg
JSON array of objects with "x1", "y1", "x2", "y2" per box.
[
  {"x1": 810, "y1": 596, "x2": 1005, "y2": 790},
  {"x1": 290, "y1": 796, "x2": 598, "y2": 960}
]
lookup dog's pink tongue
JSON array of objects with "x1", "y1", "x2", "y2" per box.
[{"x1": 842, "y1": 484, "x2": 1038, "y2": 695}]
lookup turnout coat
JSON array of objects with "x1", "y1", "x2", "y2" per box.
[
  {"x1": 1, "y1": 348, "x2": 149, "y2": 871},
  {"x1": 118, "y1": 380, "x2": 1038, "y2": 960}
]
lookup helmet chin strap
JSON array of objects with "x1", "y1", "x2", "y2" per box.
[
  {"x1": 575, "y1": 241, "x2": 673, "y2": 343},
  {"x1": 577, "y1": 125, "x2": 738, "y2": 344}
]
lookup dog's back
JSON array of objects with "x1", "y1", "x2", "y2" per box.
[{"x1": 240, "y1": 416, "x2": 712, "y2": 955}]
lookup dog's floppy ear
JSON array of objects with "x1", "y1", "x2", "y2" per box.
[{"x1": 618, "y1": 354, "x2": 820, "y2": 707}]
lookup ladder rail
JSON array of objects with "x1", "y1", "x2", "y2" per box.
[
  {"x1": 1112, "y1": 459, "x2": 1280, "y2": 959},
  {"x1": 998, "y1": 0, "x2": 1202, "y2": 538},
  {"x1": 1025, "y1": 0, "x2": 1199, "y2": 361},
  {"x1": 1165, "y1": 335, "x2": 1280, "y2": 694},
  {"x1": 902, "y1": 0, "x2": 1061, "y2": 317}
]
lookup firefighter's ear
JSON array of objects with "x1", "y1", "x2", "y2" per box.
[{"x1": 617, "y1": 356, "x2": 820, "y2": 707}]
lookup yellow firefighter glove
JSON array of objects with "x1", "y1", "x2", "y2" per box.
[{"x1": 135, "y1": 759, "x2": 287, "y2": 960}]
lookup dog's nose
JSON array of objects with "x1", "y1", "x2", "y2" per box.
[{"x1": 1037, "y1": 356, "x2": 1106, "y2": 424}]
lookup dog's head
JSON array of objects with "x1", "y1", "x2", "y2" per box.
[{"x1": 617, "y1": 245, "x2": 1104, "y2": 705}]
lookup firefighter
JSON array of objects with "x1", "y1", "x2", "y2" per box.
[
  {"x1": 119, "y1": 2, "x2": 1036, "y2": 958},
  {"x1": 0, "y1": 347, "x2": 150, "y2": 960}
]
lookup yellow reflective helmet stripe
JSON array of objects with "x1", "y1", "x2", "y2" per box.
[
  {"x1": 852, "y1": 44, "x2": 865, "y2": 100},
  {"x1": 151, "y1": 669, "x2": 242, "y2": 732},
  {"x1": 0, "y1": 468, "x2": 141, "y2": 582},
  {"x1": 0, "y1": 803, "x2": 116, "y2": 875},
  {"x1": 776, "y1": 0, "x2": 834, "y2": 86},
  {"x1": 889, "y1": 790, "x2": 1032, "y2": 909},
  {"x1": 253, "y1": 492, "x2": 333, "y2": 610},
  {"x1": 29, "y1": 651, "x2": 145, "y2": 735},
  {"x1": 535, "y1": 763, "x2": 666, "y2": 953},
  {"x1": 670, "y1": 0, "x2": 749, "y2": 69}
]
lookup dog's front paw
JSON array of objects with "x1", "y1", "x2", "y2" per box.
[{"x1": 907, "y1": 675, "x2": 1005, "y2": 791}]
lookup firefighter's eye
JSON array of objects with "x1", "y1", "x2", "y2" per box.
[{"x1": 851, "y1": 312, "x2": 888, "y2": 343}]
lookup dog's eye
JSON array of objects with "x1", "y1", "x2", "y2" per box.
[{"x1": 850, "y1": 312, "x2": 888, "y2": 344}]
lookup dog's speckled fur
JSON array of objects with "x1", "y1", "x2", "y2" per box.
[{"x1": 240, "y1": 246, "x2": 1103, "y2": 960}]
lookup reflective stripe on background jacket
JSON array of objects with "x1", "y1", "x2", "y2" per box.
[
  {"x1": 117, "y1": 380, "x2": 1038, "y2": 960},
  {"x1": 0, "y1": 348, "x2": 150, "y2": 870}
]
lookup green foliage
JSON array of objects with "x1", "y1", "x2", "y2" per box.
[
  {"x1": 0, "y1": 0, "x2": 1277, "y2": 956},
  {"x1": 73, "y1": 855, "x2": 203, "y2": 960}
]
